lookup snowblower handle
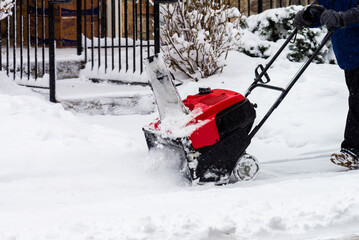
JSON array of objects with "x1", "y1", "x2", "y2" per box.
[
  {"x1": 255, "y1": 64, "x2": 271, "y2": 83},
  {"x1": 247, "y1": 28, "x2": 335, "y2": 140},
  {"x1": 246, "y1": 28, "x2": 299, "y2": 95}
]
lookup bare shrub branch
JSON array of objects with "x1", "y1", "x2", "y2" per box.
[{"x1": 160, "y1": 0, "x2": 241, "y2": 81}]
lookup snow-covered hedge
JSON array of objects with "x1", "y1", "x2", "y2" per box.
[
  {"x1": 239, "y1": 6, "x2": 336, "y2": 64},
  {"x1": 0, "y1": 0, "x2": 14, "y2": 21},
  {"x1": 160, "y1": 0, "x2": 241, "y2": 81}
]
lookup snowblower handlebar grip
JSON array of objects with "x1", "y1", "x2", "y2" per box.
[
  {"x1": 255, "y1": 64, "x2": 271, "y2": 84},
  {"x1": 245, "y1": 29, "x2": 299, "y2": 97}
]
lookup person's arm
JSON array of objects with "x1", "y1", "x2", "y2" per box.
[
  {"x1": 342, "y1": 2, "x2": 359, "y2": 26},
  {"x1": 321, "y1": 1, "x2": 359, "y2": 28}
]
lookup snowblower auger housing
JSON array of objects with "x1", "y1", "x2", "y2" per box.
[{"x1": 143, "y1": 88, "x2": 256, "y2": 184}]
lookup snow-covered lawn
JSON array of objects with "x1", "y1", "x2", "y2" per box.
[{"x1": 1, "y1": 50, "x2": 358, "y2": 240}]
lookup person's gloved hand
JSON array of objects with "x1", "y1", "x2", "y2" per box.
[
  {"x1": 293, "y1": 5, "x2": 326, "y2": 29},
  {"x1": 293, "y1": 9, "x2": 312, "y2": 29},
  {"x1": 320, "y1": 10, "x2": 345, "y2": 29}
]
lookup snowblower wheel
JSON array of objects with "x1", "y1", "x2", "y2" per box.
[{"x1": 233, "y1": 153, "x2": 260, "y2": 181}]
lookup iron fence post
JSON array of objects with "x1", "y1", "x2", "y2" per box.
[
  {"x1": 154, "y1": 0, "x2": 178, "y2": 54},
  {"x1": 154, "y1": 2, "x2": 160, "y2": 54},
  {"x1": 49, "y1": 2, "x2": 56, "y2": 103},
  {"x1": 258, "y1": 0, "x2": 263, "y2": 13},
  {"x1": 77, "y1": 0, "x2": 83, "y2": 55}
]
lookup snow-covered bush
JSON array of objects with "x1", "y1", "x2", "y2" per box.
[
  {"x1": 0, "y1": 0, "x2": 14, "y2": 21},
  {"x1": 160, "y1": 0, "x2": 241, "y2": 81},
  {"x1": 287, "y1": 28, "x2": 335, "y2": 63},
  {"x1": 239, "y1": 5, "x2": 336, "y2": 64},
  {"x1": 248, "y1": 6, "x2": 297, "y2": 42}
]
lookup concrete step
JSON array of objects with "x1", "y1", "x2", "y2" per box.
[{"x1": 56, "y1": 78, "x2": 156, "y2": 115}]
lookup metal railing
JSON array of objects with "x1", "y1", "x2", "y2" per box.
[
  {"x1": 0, "y1": 0, "x2": 48, "y2": 83},
  {"x1": 0, "y1": 0, "x2": 160, "y2": 101},
  {"x1": 0, "y1": 0, "x2": 309, "y2": 102},
  {"x1": 76, "y1": 0, "x2": 159, "y2": 81}
]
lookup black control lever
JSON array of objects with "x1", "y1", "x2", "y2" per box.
[{"x1": 255, "y1": 64, "x2": 271, "y2": 84}]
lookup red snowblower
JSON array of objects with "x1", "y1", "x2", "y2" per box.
[{"x1": 143, "y1": 28, "x2": 334, "y2": 185}]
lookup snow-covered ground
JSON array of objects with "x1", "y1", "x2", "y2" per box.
[{"x1": 1, "y1": 48, "x2": 359, "y2": 240}]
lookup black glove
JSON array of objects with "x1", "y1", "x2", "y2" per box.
[
  {"x1": 293, "y1": 5, "x2": 326, "y2": 29},
  {"x1": 320, "y1": 10, "x2": 345, "y2": 29}
]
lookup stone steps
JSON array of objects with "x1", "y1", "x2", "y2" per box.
[{"x1": 56, "y1": 78, "x2": 156, "y2": 115}]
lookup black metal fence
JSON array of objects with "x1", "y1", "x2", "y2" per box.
[
  {"x1": 0, "y1": 0, "x2": 160, "y2": 101},
  {"x1": 77, "y1": 0, "x2": 159, "y2": 80},
  {"x1": 0, "y1": 0, "x2": 48, "y2": 83},
  {"x1": 0, "y1": 0, "x2": 309, "y2": 102}
]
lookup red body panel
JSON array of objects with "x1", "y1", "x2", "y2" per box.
[
  {"x1": 148, "y1": 89, "x2": 245, "y2": 149},
  {"x1": 184, "y1": 89, "x2": 244, "y2": 149}
]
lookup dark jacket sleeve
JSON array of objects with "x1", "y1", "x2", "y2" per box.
[
  {"x1": 310, "y1": 0, "x2": 359, "y2": 27},
  {"x1": 342, "y1": 2, "x2": 359, "y2": 26}
]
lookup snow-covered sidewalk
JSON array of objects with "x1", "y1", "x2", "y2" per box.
[{"x1": 0, "y1": 50, "x2": 358, "y2": 240}]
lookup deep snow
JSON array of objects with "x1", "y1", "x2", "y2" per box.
[{"x1": 0, "y1": 48, "x2": 359, "y2": 240}]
